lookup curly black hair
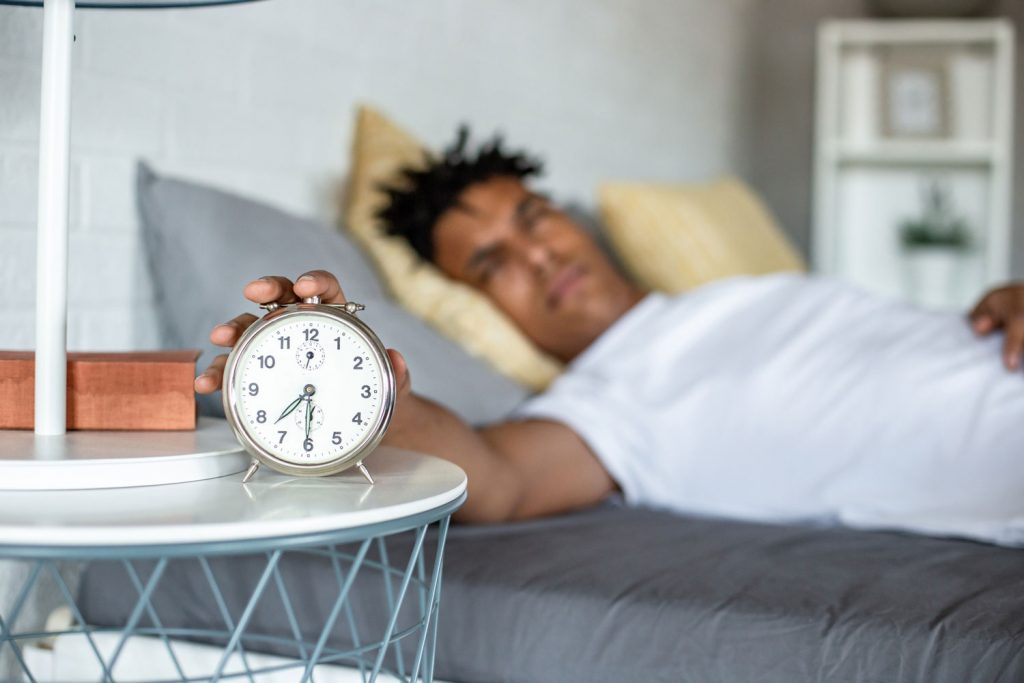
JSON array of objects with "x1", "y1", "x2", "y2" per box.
[{"x1": 376, "y1": 126, "x2": 544, "y2": 263}]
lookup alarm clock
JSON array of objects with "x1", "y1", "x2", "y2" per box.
[{"x1": 222, "y1": 296, "x2": 396, "y2": 484}]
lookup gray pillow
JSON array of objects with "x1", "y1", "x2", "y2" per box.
[{"x1": 137, "y1": 162, "x2": 527, "y2": 425}]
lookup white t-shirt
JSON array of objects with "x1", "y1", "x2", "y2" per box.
[{"x1": 513, "y1": 273, "x2": 1024, "y2": 546}]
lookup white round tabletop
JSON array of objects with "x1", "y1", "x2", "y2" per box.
[
  {"x1": 0, "y1": 418, "x2": 250, "y2": 490},
  {"x1": 0, "y1": 446, "x2": 466, "y2": 549}
]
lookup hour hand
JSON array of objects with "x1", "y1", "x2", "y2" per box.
[{"x1": 275, "y1": 395, "x2": 304, "y2": 424}]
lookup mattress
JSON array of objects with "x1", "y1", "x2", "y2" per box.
[{"x1": 78, "y1": 504, "x2": 1024, "y2": 682}]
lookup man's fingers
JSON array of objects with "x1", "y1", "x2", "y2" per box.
[
  {"x1": 968, "y1": 298, "x2": 996, "y2": 334},
  {"x1": 243, "y1": 271, "x2": 346, "y2": 307},
  {"x1": 293, "y1": 270, "x2": 346, "y2": 304},
  {"x1": 1003, "y1": 317, "x2": 1024, "y2": 371},
  {"x1": 244, "y1": 276, "x2": 299, "y2": 305},
  {"x1": 210, "y1": 312, "x2": 258, "y2": 347},
  {"x1": 972, "y1": 315, "x2": 995, "y2": 334},
  {"x1": 194, "y1": 353, "x2": 229, "y2": 394},
  {"x1": 386, "y1": 348, "x2": 411, "y2": 397}
]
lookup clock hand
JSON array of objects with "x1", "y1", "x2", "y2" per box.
[
  {"x1": 275, "y1": 385, "x2": 316, "y2": 425},
  {"x1": 305, "y1": 399, "x2": 313, "y2": 439},
  {"x1": 274, "y1": 395, "x2": 304, "y2": 424}
]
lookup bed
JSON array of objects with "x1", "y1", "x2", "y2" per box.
[
  {"x1": 72, "y1": 165, "x2": 1024, "y2": 682},
  {"x1": 79, "y1": 503, "x2": 1024, "y2": 682}
]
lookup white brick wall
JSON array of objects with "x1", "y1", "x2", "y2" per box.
[
  {"x1": 1, "y1": 2, "x2": 758, "y2": 676},
  {"x1": 0, "y1": 0, "x2": 756, "y2": 353}
]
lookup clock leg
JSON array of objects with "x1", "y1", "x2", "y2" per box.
[
  {"x1": 241, "y1": 460, "x2": 260, "y2": 484},
  {"x1": 356, "y1": 461, "x2": 374, "y2": 485}
]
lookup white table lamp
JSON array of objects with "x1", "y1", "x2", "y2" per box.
[{"x1": 0, "y1": 0, "x2": 263, "y2": 489}]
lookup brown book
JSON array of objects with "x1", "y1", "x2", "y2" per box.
[{"x1": 0, "y1": 350, "x2": 201, "y2": 431}]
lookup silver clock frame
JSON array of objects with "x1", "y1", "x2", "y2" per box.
[{"x1": 222, "y1": 300, "x2": 397, "y2": 483}]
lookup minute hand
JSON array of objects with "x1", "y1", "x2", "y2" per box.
[{"x1": 274, "y1": 395, "x2": 304, "y2": 424}]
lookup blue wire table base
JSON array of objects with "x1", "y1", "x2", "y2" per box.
[{"x1": 0, "y1": 497, "x2": 462, "y2": 683}]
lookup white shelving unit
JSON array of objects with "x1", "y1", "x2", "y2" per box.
[{"x1": 813, "y1": 19, "x2": 1014, "y2": 309}]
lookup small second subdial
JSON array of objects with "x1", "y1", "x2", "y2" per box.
[
  {"x1": 295, "y1": 341, "x2": 325, "y2": 371},
  {"x1": 295, "y1": 403, "x2": 325, "y2": 432}
]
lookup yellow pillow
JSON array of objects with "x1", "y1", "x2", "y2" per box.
[
  {"x1": 598, "y1": 178, "x2": 805, "y2": 293},
  {"x1": 344, "y1": 106, "x2": 562, "y2": 390}
]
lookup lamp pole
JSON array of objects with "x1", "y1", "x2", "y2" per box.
[
  {"x1": 34, "y1": 0, "x2": 74, "y2": 436},
  {"x1": 1, "y1": 0, "x2": 253, "y2": 489}
]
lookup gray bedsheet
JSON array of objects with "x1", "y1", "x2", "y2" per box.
[{"x1": 79, "y1": 505, "x2": 1024, "y2": 682}]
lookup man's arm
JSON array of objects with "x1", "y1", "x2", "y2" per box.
[
  {"x1": 195, "y1": 271, "x2": 617, "y2": 523},
  {"x1": 386, "y1": 380, "x2": 617, "y2": 522},
  {"x1": 969, "y1": 282, "x2": 1024, "y2": 370}
]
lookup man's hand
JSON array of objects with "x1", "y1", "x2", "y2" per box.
[
  {"x1": 969, "y1": 283, "x2": 1024, "y2": 370},
  {"x1": 192, "y1": 270, "x2": 611, "y2": 524},
  {"x1": 193, "y1": 270, "x2": 411, "y2": 398}
]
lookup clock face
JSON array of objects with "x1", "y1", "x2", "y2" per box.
[{"x1": 229, "y1": 311, "x2": 389, "y2": 468}]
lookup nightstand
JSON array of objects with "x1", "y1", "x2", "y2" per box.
[{"x1": 0, "y1": 445, "x2": 466, "y2": 682}]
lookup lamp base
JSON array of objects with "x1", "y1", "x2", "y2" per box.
[{"x1": 0, "y1": 417, "x2": 248, "y2": 490}]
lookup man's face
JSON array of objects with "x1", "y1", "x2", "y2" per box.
[{"x1": 433, "y1": 176, "x2": 643, "y2": 361}]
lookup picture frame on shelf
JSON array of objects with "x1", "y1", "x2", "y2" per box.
[
  {"x1": 815, "y1": 20, "x2": 1013, "y2": 310},
  {"x1": 879, "y1": 47, "x2": 951, "y2": 139}
]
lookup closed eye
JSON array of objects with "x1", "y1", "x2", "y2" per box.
[
  {"x1": 521, "y1": 204, "x2": 550, "y2": 233},
  {"x1": 476, "y1": 253, "x2": 507, "y2": 285},
  {"x1": 466, "y1": 243, "x2": 507, "y2": 284}
]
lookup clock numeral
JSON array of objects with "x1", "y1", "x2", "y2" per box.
[
  {"x1": 256, "y1": 410, "x2": 267, "y2": 423},
  {"x1": 303, "y1": 328, "x2": 319, "y2": 342},
  {"x1": 360, "y1": 385, "x2": 371, "y2": 399},
  {"x1": 353, "y1": 356, "x2": 363, "y2": 370},
  {"x1": 279, "y1": 336, "x2": 290, "y2": 350},
  {"x1": 258, "y1": 354, "x2": 275, "y2": 369},
  {"x1": 351, "y1": 412, "x2": 363, "y2": 426},
  {"x1": 334, "y1": 336, "x2": 341, "y2": 350},
  {"x1": 277, "y1": 430, "x2": 287, "y2": 444},
  {"x1": 303, "y1": 438, "x2": 314, "y2": 452},
  {"x1": 248, "y1": 382, "x2": 259, "y2": 397},
  {"x1": 332, "y1": 431, "x2": 342, "y2": 445}
]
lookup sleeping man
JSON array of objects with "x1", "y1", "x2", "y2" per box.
[{"x1": 195, "y1": 130, "x2": 1024, "y2": 546}]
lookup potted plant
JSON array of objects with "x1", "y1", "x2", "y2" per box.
[{"x1": 899, "y1": 181, "x2": 972, "y2": 309}]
